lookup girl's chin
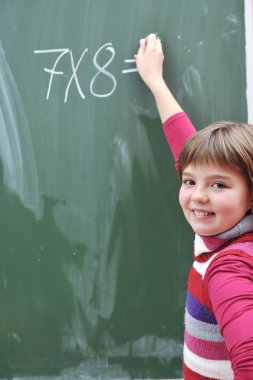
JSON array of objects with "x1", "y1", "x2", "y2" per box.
[{"x1": 191, "y1": 225, "x2": 219, "y2": 236}]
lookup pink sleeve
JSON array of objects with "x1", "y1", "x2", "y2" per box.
[
  {"x1": 162, "y1": 112, "x2": 196, "y2": 168},
  {"x1": 205, "y1": 255, "x2": 253, "y2": 379}
]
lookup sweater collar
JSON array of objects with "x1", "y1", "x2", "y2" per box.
[{"x1": 194, "y1": 213, "x2": 253, "y2": 256}]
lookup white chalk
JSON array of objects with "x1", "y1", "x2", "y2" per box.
[{"x1": 156, "y1": 33, "x2": 161, "y2": 43}]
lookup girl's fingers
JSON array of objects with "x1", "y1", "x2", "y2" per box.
[
  {"x1": 136, "y1": 33, "x2": 163, "y2": 61},
  {"x1": 156, "y1": 37, "x2": 162, "y2": 51},
  {"x1": 138, "y1": 38, "x2": 146, "y2": 55},
  {"x1": 138, "y1": 33, "x2": 156, "y2": 51},
  {"x1": 144, "y1": 33, "x2": 163, "y2": 52}
]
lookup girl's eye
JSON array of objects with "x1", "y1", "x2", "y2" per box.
[
  {"x1": 182, "y1": 179, "x2": 195, "y2": 186},
  {"x1": 212, "y1": 182, "x2": 226, "y2": 189}
]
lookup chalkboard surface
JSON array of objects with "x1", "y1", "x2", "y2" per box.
[{"x1": 0, "y1": 0, "x2": 247, "y2": 379}]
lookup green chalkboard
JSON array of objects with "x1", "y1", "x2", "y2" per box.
[{"x1": 0, "y1": 0, "x2": 247, "y2": 379}]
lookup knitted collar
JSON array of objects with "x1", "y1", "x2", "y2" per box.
[{"x1": 194, "y1": 213, "x2": 253, "y2": 257}]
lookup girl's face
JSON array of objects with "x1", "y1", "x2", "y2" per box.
[{"x1": 179, "y1": 163, "x2": 253, "y2": 236}]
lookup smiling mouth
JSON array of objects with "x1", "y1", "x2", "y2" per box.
[{"x1": 192, "y1": 210, "x2": 214, "y2": 216}]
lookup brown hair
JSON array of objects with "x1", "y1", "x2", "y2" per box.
[{"x1": 178, "y1": 121, "x2": 253, "y2": 187}]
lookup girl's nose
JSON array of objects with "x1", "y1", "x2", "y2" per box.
[{"x1": 191, "y1": 187, "x2": 209, "y2": 203}]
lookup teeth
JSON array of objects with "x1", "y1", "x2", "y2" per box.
[{"x1": 193, "y1": 210, "x2": 211, "y2": 216}]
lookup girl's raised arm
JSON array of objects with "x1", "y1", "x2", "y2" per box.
[
  {"x1": 135, "y1": 33, "x2": 196, "y2": 167},
  {"x1": 135, "y1": 33, "x2": 183, "y2": 122}
]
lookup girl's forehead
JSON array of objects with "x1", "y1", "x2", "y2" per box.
[
  {"x1": 182, "y1": 163, "x2": 242, "y2": 178},
  {"x1": 183, "y1": 162, "x2": 227, "y2": 171}
]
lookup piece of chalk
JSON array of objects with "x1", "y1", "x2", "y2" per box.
[
  {"x1": 156, "y1": 33, "x2": 161, "y2": 42},
  {"x1": 139, "y1": 38, "x2": 144, "y2": 44}
]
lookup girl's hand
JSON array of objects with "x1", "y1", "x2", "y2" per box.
[{"x1": 135, "y1": 33, "x2": 164, "y2": 92}]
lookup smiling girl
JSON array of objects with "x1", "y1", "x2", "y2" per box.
[{"x1": 136, "y1": 33, "x2": 253, "y2": 379}]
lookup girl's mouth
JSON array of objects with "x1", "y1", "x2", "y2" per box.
[{"x1": 192, "y1": 210, "x2": 214, "y2": 216}]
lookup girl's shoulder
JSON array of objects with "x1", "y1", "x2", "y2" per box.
[{"x1": 217, "y1": 233, "x2": 253, "y2": 261}]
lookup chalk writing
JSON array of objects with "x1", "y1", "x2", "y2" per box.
[
  {"x1": 35, "y1": 49, "x2": 69, "y2": 100},
  {"x1": 122, "y1": 59, "x2": 138, "y2": 74},
  {"x1": 34, "y1": 43, "x2": 137, "y2": 102},
  {"x1": 89, "y1": 43, "x2": 117, "y2": 98},
  {"x1": 65, "y1": 49, "x2": 87, "y2": 102}
]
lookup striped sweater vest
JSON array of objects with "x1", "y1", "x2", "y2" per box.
[{"x1": 183, "y1": 213, "x2": 253, "y2": 379}]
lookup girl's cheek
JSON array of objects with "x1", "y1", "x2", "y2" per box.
[{"x1": 179, "y1": 188, "x2": 186, "y2": 208}]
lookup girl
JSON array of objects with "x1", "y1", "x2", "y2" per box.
[{"x1": 135, "y1": 33, "x2": 253, "y2": 379}]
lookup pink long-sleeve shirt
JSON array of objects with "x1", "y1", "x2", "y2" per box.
[{"x1": 163, "y1": 112, "x2": 253, "y2": 378}]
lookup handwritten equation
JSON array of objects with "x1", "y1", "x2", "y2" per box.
[{"x1": 34, "y1": 43, "x2": 137, "y2": 102}]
